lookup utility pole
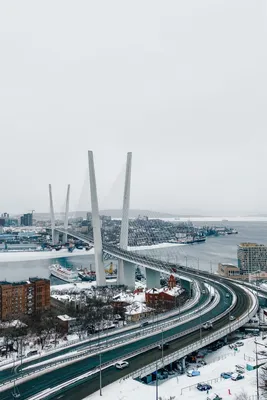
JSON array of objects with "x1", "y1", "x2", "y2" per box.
[
  {"x1": 161, "y1": 329, "x2": 164, "y2": 363},
  {"x1": 254, "y1": 340, "x2": 264, "y2": 400}
]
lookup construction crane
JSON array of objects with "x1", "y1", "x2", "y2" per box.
[{"x1": 105, "y1": 262, "x2": 114, "y2": 275}]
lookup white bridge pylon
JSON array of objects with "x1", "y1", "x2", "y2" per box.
[
  {"x1": 49, "y1": 184, "x2": 70, "y2": 245},
  {"x1": 88, "y1": 150, "x2": 132, "y2": 287}
]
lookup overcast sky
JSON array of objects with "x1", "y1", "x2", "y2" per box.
[{"x1": 0, "y1": 1, "x2": 266, "y2": 216}]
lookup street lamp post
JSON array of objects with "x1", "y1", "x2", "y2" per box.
[
  {"x1": 255, "y1": 341, "x2": 259, "y2": 400},
  {"x1": 99, "y1": 352, "x2": 102, "y2": 396},
  {"x1": 199, "y1": 306, "x2": 202, "y2": 341},
  {"x1": 155, "y1": 360, "x2": 159, "y2": 400}
]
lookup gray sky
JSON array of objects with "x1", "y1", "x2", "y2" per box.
[{"x1": 0, "y1": 1, "x2": 266, "y2": 215}]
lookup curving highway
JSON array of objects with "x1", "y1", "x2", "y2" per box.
[
  {"x1": 0, "y1": 280, "x2": 240, "y2": 400},
  {"x1": 0, "y1": 228, "x2": 256, "y2": 400}
]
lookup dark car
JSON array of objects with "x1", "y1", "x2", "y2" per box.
[
  {"x1": 197, "y1": 383, "x2": 212, "y2": 391},
  {"x1": 158, "y1": 343, "x2": 169, "y2": 350}
]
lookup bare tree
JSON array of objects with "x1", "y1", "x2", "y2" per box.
[
  {"x1": 25, "y1": 310, "x2": 59, "y2": 349},
  {"x1": 235, "y1": 390, "x2": 250, "y2": 399}
]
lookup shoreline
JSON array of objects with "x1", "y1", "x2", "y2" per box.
[{"x1": 0, "y1": 242, "x2": 184, "y2": 263}]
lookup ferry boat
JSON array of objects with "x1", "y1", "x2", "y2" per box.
[
  {"x1": 169, "y1": 236, "x2": 206, "y2": 245},
  {"x1": 49, "y1": 264, "x2": 79, "y2": 283}
]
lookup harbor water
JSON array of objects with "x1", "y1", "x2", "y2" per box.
[{"x1": 0, "y1": 221, "x2": 266, "y2": 283}]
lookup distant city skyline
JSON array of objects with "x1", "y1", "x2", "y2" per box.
[{"x1": 0, "y1": 2, "x2": 266, "y2": 215}]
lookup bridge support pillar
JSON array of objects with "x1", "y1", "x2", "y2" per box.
[
  {"x1": 181, "y1": 357, "x2": 186, "y2": 371},
  {"x1": 124, "y1": 261, "x2": 135, "y2": 290},
  {"x1": 54, "y1": 231, "x2": 60, "y2": 244},
  {"x1": 146, "y1": 269, "x2": 160, "y2": 289},
  {"x1": 88, "y1": 151, "x2": 106, "y2": 287}
]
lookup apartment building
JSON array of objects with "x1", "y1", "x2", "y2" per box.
[
  {"x1": 0, "y1": 278, "x2": 50, "y2": 321},
  {"x1": 238, "y1": 242, "x2": 267, "y2": 273}
]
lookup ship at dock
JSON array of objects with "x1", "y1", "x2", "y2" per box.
[
  {"x1": 77, "y1": 262, "x2": 117, "y2": 281},
  {"x1": 49, "y1": 264, "x2": 79, "y2": 283}
]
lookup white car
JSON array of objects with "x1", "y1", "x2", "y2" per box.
[
  {"x1": 230, "y1": 315, "x2": 236, "y2": 321},
  {"x1": 115, "y1": 360, "x2": 129, "y2": 370}
]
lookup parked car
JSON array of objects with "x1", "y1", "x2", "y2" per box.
[
  {"x1": 158, "y1": 343, "x2": 169, "y2": 350},
  {"x1": 230, "y1": 315, "x2": 236, "y2": 321},
  {"x1": 115, "y1": 360, "x2": 129, "y2": 370},
  {"x1": 27, "y1": 350, "x2": 38, "y2": 357},
  {"x1": 198, "y1": 360, "x2": 207, "y2": 366},
  {"x1": 226, "y1": 293, "x2": 230, "y2": 298},
  {"x1": 235, "y1": 341, "x2": 244, "y2": 347},
  {"x1": 140, "y1": 321, "x2": 149, "y2": 328},
  {"x1": 197, "y1": 383, "x2": 212, "y2": 391},
  {"x1": 231, "y1": 373, "x2": 244, "y2": 381},
  {"x1": 221, "y1": 372, "x2": 233, "y2": 379},
  {"x1": 187, "y1": 370, "x2": 200, "y2": 377},
  {"x1": 202, "y1": 289, "x2": 206, "y2": 294}
]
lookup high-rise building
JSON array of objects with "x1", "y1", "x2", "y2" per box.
[
  {"x1": 20, "y1": 213, "x2": 33, "y2": 226},
  {"x1": 1, "y1": 213, "x2": 9, "y2": 218},
  {"x1": 0, "y1": 278, "x2": 50, "y2": 321},
  {"x1": 237, "y1": 242, "x2": 267, "y2": 273}
]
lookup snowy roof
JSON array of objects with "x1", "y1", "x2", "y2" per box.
[
  {"x1": 125, "y1": 301, "x2": 153, "y2": 315},
  {"x1": 57, "y1": 315, "x2": 76, "y2": 322},
  {"x1": 0, "y1": 320, "x2": 27, "y2": 329},
  {"x1": 146, "y1": 286, "x2": 184, "y2": 297},
  {"x1": 160, "y1": 286, "x2": 184, "y2": 297},
  {"x1": 146, "y1": 288, "x2": 160, "y2": 294},
  {"x1": 113, "y1": 291, "x2": 145, "y2": 304}
]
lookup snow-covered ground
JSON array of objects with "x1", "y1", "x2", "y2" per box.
[
  {"x1": 50, "y1": 280, "x2": 145, "y2": 294},
  {"x1": 86, "y1": 336, "x2": 262, "y2": 399}
]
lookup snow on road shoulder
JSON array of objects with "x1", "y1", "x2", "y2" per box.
[{"x1": 85, "y1": 337, "x2": 260, "y2": 400}]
